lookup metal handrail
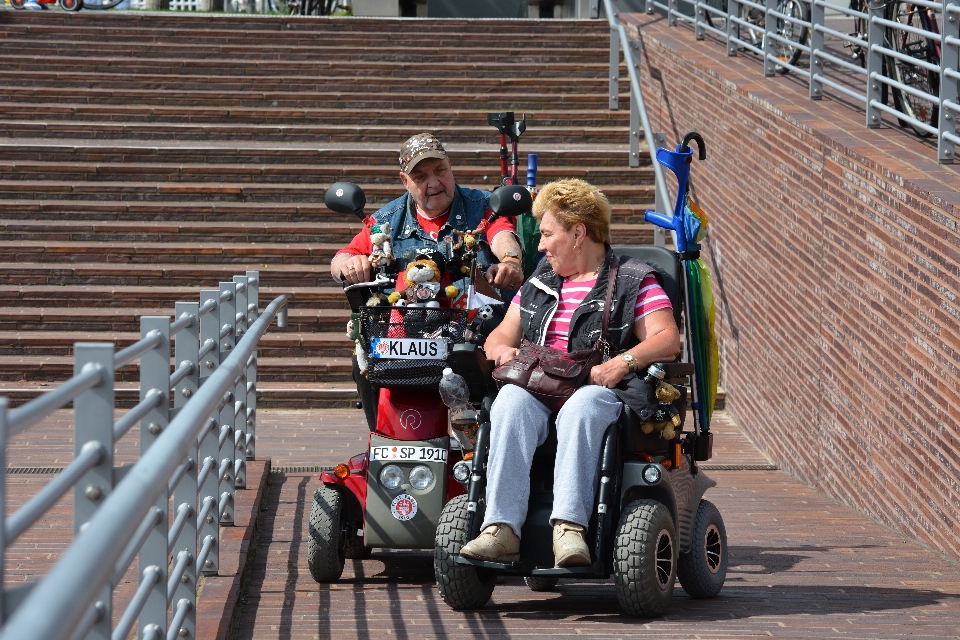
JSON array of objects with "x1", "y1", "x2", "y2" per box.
[
  {"x1": 603, "y1": 0, "x2": 674, "y2": 234},
  {"x1": 628, "y1": 0, "x2": 959, "y2": 163},
  {"x1": 0, "y1": 295, "x2": 288, "y2": 640},
  {"x1": 7, "y1": 365, "x2": 105, "y2": 436}
]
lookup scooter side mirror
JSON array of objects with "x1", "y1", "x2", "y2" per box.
[
  {"x1": 325, "y1": 182, "x2": 366, "y2": 220},
  {"x1": 488, "y1": 185, "x2": 532, "y2": 220}
]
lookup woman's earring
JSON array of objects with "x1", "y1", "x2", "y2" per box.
[{"x1": 575, "y1": 244, "x2": 581, "y2": 254}]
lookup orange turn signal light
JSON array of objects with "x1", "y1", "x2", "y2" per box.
[
  {"x1": 463, "y1": 451, "x2": 474, "y2": 461},
  {"x1": 661, "y1": 458, "x2": 672, "y2": 469},
  {"x1": 333, "y1": 463, "x2": 350, "y2": 480},
  {"x1": 638, "y1": 453, "x2": 653, "y2": 462}
]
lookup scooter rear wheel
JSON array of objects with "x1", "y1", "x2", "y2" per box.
[
  {"x1": 10, "y1": 0, "x2": 28, "y2": 9},
  {"x1": 58, "y1": 0, "x2": 83, "y2": 12},
  {"x1": 434, "y1": 494, "x2": 495, "y2": 610},
  {"x1": 308, "y1": 485, "x2": 347, "y2": 582}
]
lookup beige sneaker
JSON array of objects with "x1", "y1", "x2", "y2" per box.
[
  {"x1": 459, "y1": 523, "x2": 521, "y2": 562},
  {"x1": 553, "y1": 521, "x2": 591, "y2": 567}
]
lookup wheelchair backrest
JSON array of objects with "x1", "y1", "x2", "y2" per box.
[{"x1": 612, "y1": 245, "x2": 683, "y2": 327}]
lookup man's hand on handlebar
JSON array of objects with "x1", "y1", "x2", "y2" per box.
[
  {"x1": 336, "y1": 254, "x2": 373, "y2": 285},
  {"x1": 486, "y1": 260, "x2": 524, "y2": 291}
]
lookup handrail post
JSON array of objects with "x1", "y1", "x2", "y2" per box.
[
  {"x1": 233, "y1": 276, "x2": 249, "y2": 489},
  {"x1": 727, "y1": 0, "x2": 739, "y2": 55},
  {"x1": 865, "y1": 0, "x2": 885, "y2": 127},
  {"x1": 609, "y1": 0, "x2": 621, "y2": 110},
  {"x1": 172, "y1": 302, "x2": 199, "y2": 640},
  {"x1": 73, "y1": 343, "x2": 114, "y2": 640},
  {"x1": 218, "y1": 282, "x2": 237, "y2": 525},
  {"x1": 695, "y1": 0, "x2": 705, "y2": 39},
  {"x1": 244, "y1": 271, "x2": 260, "y2": 461},
  {"x1": 653, "y1": 131, "x2": 668, "y2": 247},
  {"x1": 809, "y1": 0, "x2": 824, "y2": 99},
  {"x1": 763, "y1": 0, "x2": 778, "y2": 76},
  {"x1": 938, "y1": 0, "x2": 958, "y2": 162},
  {"x1": 629, "y1": 38, "x2": 642, "y2": 168},
  {"x1": 198, "y1": 289, "x2": 221, "y2": 573},
  {"x1": 138, "y1": 317, "x2": 170, "y2": 640},
  {"x1": 0, "y1": 399, "x2": 7, "y2": 623}
]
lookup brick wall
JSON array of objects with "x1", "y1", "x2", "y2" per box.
[{"x1": 622, "y1": 13, "x2": 960, "y2": 560}]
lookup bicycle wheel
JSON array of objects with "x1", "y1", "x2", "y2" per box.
[
  {"x1": 773, "y1": 0, "x2": 809, "y2": 73},
  {"x1": 887, "y1": 1, "x2": 940, "y2": 137}
]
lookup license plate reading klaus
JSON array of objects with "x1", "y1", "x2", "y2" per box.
[
  {"x1": 370, "y1": 445, "x2": 448, "y2": 463},
  {"x1": 370, "y1": 337, "x2": 448, "y2": 360}
]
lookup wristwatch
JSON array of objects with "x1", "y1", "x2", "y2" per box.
[
  {"x1": 500, "y1": 251, "x2": 522, "y2": 263},
  {"x1": 620, "y1": 352, "x2": 637, "y2": 372}
]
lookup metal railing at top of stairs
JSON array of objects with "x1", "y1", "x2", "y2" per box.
[
  {"x1": 618, "y1": 0, "x2": 959, "y2": 163},
  {"x1": 600, "y1": 0, "x2": 677, "y2": 247},
  {"x1": 0, "y1": 273, "x2": 289, "y2": 640}
]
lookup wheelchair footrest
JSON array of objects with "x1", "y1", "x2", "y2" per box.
[
  {"x1": 455, "y1": 555, "x2": 523, "y2": 572},
  {"x1": 530, "y1": 563, "x2": 606, "y2": 578}
]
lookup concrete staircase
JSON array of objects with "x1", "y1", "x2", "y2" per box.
[{"x1": 0, "y1": 10, "x2": 656, "y2": 407}]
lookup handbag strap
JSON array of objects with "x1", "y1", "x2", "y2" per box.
[{"x1": 600, "y1": 254, "x2": 619, "y2": 343}]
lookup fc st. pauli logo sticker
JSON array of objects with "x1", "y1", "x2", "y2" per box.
[{"x1": 390, "y1": 494, "x2": 418, "y2": 521}]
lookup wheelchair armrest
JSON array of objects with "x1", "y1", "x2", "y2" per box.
[
  {"x1": 449, "y1": 343, "x2": 495, "y2": 402},
  {"x1": 661, "y1": 362, "x2": 695, "y2": 382}
]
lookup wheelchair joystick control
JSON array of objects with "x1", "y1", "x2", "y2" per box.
[{"x1": 642, "y1": 363, "x2": 667, "y2": 386}]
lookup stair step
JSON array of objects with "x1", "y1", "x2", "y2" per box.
[
  {"x1": 0, "y1": 354, "x2": 355, "y2": 383},
  {"x1": 0, "y1": 330, "x2": 355, "y2": 358},
  {"x1": 0, "y1": 140, "x2": 649, "y2": 167},
  {"x1": 0, "y1": 181, "x2": 653, "y2": 205},
  {"x1": 0, "y1": 161, "x2": 650, "y2": 187},
  {"x1": 0, "y1": 306, "x2": 345, "y2": 333},
  {"x1": 0, "y1": 284, "x2": 350, "y2": 308},
  {"x1": 0, "y1": 381, "x2": 362, "y2": 409},
  {"x1": 0, "y1": 103, "x2": 631, "y2": 127},
  {"x1": 0, "y1": 220, "x2": 652, "y2": 245}
]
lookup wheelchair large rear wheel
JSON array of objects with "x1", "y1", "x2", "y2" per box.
[
  {"x1": 307, "y1": 485, "x2": 347, "y2": 582},
  {"x1": 613, "y1": 499, "x2": 677, "y2": 617},
  {"x1": 434, "y1": 494, "x2": 496, "y2": 610},
  {"x1": 677, "y1": 499, "x2": 727, "y2": 598}
]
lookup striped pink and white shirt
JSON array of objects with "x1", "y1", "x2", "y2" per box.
[{"x1": 511, "y1": 275, "x2": 672, "y2": 352}]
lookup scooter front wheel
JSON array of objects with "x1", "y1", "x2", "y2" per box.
[
  {"x1": 308, "y1": 485, "x2": 347, "y2": 582},
  {"x1": 434, "y1": 494, "x2": 495, "y2": 610}
]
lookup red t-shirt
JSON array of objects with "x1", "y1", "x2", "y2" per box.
[{"x1": 337, "y1": 207, "x2": 517, "y2": 257}]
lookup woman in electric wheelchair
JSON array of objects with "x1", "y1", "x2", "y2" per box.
[{"x1": 460, "y1": 179, "x2": 681, "y2": 567}]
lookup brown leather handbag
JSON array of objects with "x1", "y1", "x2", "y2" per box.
[{"x1": 491, "y1": 259, "x2": 619, "y2": 411}]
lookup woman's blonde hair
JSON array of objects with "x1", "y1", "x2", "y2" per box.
[{"x1": 532, "y1": 179, "x2": 612, "y2": 244}]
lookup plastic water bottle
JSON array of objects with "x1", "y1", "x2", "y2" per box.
[
  {"x1": 439, "y1": 368, "x2": 472, "y2": 415},
  {"x1": 439, "y1": 368, "x2": 478, "y2": 452}
]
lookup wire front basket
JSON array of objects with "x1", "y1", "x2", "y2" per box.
[{"x1": 359, "y1": 306, "x2": 468, "y2": 388}]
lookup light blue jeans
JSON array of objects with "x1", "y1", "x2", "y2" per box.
[{"x1": 481, "y1": 384, "x2": 623, "y2": 538}]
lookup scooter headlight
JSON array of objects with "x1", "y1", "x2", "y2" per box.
[
  {"x1": 408, "y1": 465, "x2": 435, "y2": 490},
  {"x1": 452, "y1": 460, "x2": 472, "y2": 484},
  {"x1": 642, "y1": 464, "x2": 662, "y2": 485},
  {"x1": 379, "y1": 464, "x2": 403, "y2": 490}
]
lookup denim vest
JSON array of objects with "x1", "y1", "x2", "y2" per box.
[
  {"x1": 516, "y1": 246, "x2": 661, "y2": 419},
  {"x1": 372, "y1": 184, "x2": 494, "y2": 272}
]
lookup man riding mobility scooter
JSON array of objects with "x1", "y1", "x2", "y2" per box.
[
  {"x1": 434, "y1": 133, "x2": 728, "y2": 617},
  {"x1": 307, "y1": 180, "x2": 531, "y2": 581}
]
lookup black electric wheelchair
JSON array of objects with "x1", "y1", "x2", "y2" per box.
[{"x1": 433, "y1": 240, "x2": 727, "y2": 617}]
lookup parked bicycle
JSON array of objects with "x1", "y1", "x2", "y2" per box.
[{"x1": 703, "y1": 0, "x2": 810, "y2": 73}]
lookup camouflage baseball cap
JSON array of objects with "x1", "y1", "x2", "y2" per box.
[{"x1": 399, "y1": 133, "x2": 447, "y2": 174}]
